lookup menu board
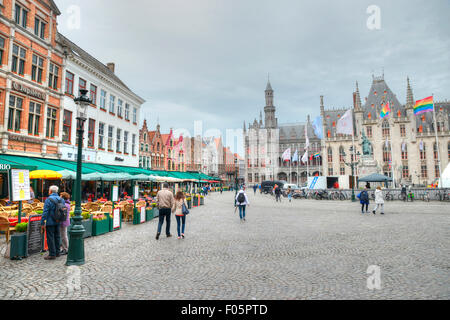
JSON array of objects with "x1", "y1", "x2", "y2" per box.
[
  {"x1": 112, "y1": 185, "x2": 119, "y2": 202},
  {"x1": 10, "y1": 169, "x2": 31, "y2": 201},
  {"x1": 134, "y1": 185, "x2": 139, "y2": 200},
  {"x1": 113, "y1": 208, "x2": 120, "y2": 230},
  {"x1": 140, "y1": 206, "x2": 146, "y2": 223},
  {"x1": 27, "y1": 215, "x2": 43, "y2": 256}
]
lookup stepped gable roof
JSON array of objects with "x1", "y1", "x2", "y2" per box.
[
  {"x1": 363, "y1": 76, "x2": 404, "y2": 120},
  {"x1": 417, "y1": 100, "x2": 450, "y2": 132},
  {"x1": 278, "y1": 122, "x2": 319, "y2": 142},
  {"x1": 58, "y1": 33, "x2": 143, "y2": 102}
]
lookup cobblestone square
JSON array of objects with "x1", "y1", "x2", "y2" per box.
[{"x1": 0, "y1": 192, "x2": 449, "y2": 300}]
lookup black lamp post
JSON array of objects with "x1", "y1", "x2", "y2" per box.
[
  {"x1": 66, "y1": 89, "x2": 91, "y2": 266},
  {"x1": 343, "y1": 146, "x2": 361, "y2": 202},
  {"x1": 234, "y1": 157, "x2": 238, "y2": 199}
]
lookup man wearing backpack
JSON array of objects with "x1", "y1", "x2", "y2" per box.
[
  {"x1": 274, "y1": 185, "x2": 282, "y2": 202},
  {"x1": 41, "y1": 185, "x2": 66, "y2": 260},
  {"x1": 235, "y1": 188, "x2": 249, "y2": 222}
]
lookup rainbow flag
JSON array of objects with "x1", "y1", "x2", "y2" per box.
[
  {"x1": 313, "y1": 152, "x2": 320, "y2": 158},
  {"x1": 414, "y1": 96, "x2": 433, "y2": 115},
  {"x1": 380, "y1": 102, "x2": 390, "y2": 118}
]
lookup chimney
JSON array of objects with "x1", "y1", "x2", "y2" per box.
[{"x1": 107, "y1": 62, "x2": 115, "y2": 73}]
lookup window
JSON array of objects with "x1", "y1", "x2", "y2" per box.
[
  {"x1": 8, "y1": 95, "x2": 23, "y2": 131},
  {"x1": 145, "y1": 144, "x2": 148, "y2": 152},
  {"x1": 435, "y1": 165, "x2": 440, "y2": 178},
  {"x1": 448, "y1": 142, "x2": 450, "y2": 160},
  {"x1": 421, "y1": 164, "x2": 427, "y2": 178},
  {"x1": 157, "y1": 142, "x2": 160, "y2": 152},
  {"x1": 437, "y1": 121, "x2": 444, "y2": 132},
  {"x1": 382, "y1": 120, "x2": 390, "y2": 137},
  {"x1": 0, "y1": 37, "x2": 5, "y2": 65},
  {"x1": 108, "y1": 126, "x2": 114, "y2": 150},
  {"x1": 402, "y1": 166, "x2": 409, "y2": 179},
  {"x1": 383, "y1": 142, "x2": 390, "y2": 163},
  {"x1": 79, "y1": 78, "x2": 86, "y2": 94},
  {"x1": 98, "y1": 122, "x2": 105, "y2": 149},
  {"x1": 339, "y1": 146, "x2": 345, "y2": 163},
  {"x1": 366, "y1": 126, "x2": 372, "y2": 138},
  {"x1": 125, "y1": 103, "x2": 130, "y2": 120},
  {"x1": 418, "y1": 125, "x2": 423, "y2": 133},
  {"x1": 89, "y1": 84, "x2": 97, "y2": 105},
  {"x1": 62, "y1": 110, "x2": 72, "y2": 143},
  {"x1": 248, "y1": 174, "x2": 252, "y2": 183},
  {"x1": 48, "y1": 63, "x2": 59, "y2": 89},
  {"x1": 368, "y1": 112, "x2": 371, "y2": 120},
  {"x1": 116, "y1": 128, "x2": 121, "y2": 152},
  {"x1": 340, "y1": 166, "x2": 345, "y2": 175},
  {"x1": 109, "y1": 95, "x2": 115, "y2": 113},
  {"x1": 46, "y1": 107, "x2": 57, "y2": 138},
  {"x1": 31, "y1": 54, "x2": 44, "y2": 83},
  {"x1": 401, "y1": 144, "x2": 408, "y2": 160},
  {"x1": 65, "y1": 71, "x2": 74, "y2": 95},
  {"x1": 15, "y1": 4, "x2": 28, "y2": 28},
  {"x1": 100, "y1": 90, "x2": 106, "y2": 110},
  {"x1": 327, "y1": 147, "x2": 332, "y2": 163},
  {"x1": 420, "y1": 143, "x2": 426, "y2": 160},
  {"x1": 399, "y1": 124, "x2": 406, "y2": 137},
  {"x1": 140, "y1": 143, "x2": 143, "y2": 151},
  {"x1": 124, "y1": 131, "x2": 128, "y2": 153},
  {"x1": 117, "y1": 99, "x2": 123, "y2": 117},
  {"x1": 12, "y1": 44, "x2": 26, "y2": 75},
  {"x1": 34, "y1": 17, "x2": 46, "y2": 39},
  {"x1": 133, "y1": 107, "x2": 137, "y2": 123},
  {"x1": 328, "y1": 166, "x2": 333, "y2": 176},
  {"x1": 132, "y1": 134, "x2": 136, "y2": 155},
  {"x1": 433, "y1": 143, "x2": 438, "y2": 160},
  {"x1": 87, "y1": 119, "x2": 95, "y2": 147},
  {"x1": 28, "y1": 102, "x2": 41, "y2": 135}
]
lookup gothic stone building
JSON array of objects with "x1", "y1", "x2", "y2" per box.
[
  {"x1": 321, "y1": 75, "x2": 450, "y2": 186},
  {"x1": 244, "y1": 80, "x2": 322, "y2": 186}
]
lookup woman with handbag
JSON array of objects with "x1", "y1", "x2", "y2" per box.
[{"x1": 173, "y1": 191, "x2": 189, "y2": 239}]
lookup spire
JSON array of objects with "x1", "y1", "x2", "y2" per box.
[
  {"x1": 243, "y1": 121, "x2": 246, "y2": 133},
  {"x1": 266, "y1": 73, "x2": 273, "y2": 92},
  {"x1": 259, "y1": 111, "x2": 263, "y2": 125},
  {"x1": 406, "y1": 76, "x2": 414, "y2": 108},
  {"x1": 354, "y1": 81, "x2": 362, "y2": 110},
  {"x1": 320, "y1": 95, "x2": 325, "y2": 115}
]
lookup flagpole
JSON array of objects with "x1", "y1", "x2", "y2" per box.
[
  {"x1": 351, "y1": 104, "x2": 356, "y2": 189},
  {"x1": 431, "y1": 94, "x2": 442, "y2": 186}
]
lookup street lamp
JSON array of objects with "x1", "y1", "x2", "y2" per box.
[
  {"x1": 66, "y1": 89, "x2": 91, "y2": 266},
  {"x1": 234, "y1": 158, "x2": 238, "y2": 199},
  {"x1": 343, "y1": 146, "x2": 361, "y2": 202}
]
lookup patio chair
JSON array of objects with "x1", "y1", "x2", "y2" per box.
[{"x1": 0, "y1": 216, "x2": 14, "y2": 243}]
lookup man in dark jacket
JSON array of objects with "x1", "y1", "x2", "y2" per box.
[
  {"x1": 41, "y1": 185, "x2": 62, "y2": 260},
  {"x1": 275, "y1": 186, "x2": 282, "y2": 202},
  {"x1": 358, "y1": 186, "x2": 370, "y2": 214}
]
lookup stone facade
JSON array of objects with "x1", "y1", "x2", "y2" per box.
[
  {"x1": 322, "y1": 75, "x2": 450, "y2": 186},
  {"x1": 244, "y1": 80, "x2": 322, "y2": 186}
]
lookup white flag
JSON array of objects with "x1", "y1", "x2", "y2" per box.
[
  {"x1": 282, "y1": 148, "x2": 291, "y2": 162},
  {"x1": 336, "y1": 109, "x2": 353, "y2": 135},
  {"x1": 304, "y1": 125, "x2": 310, "y2": 150},
  {"x1": 301, "y1": 151, "x2": 308, "y2": 164},
  {"x1": 292, "y1": 150, "x2": 299, "y2": 162},
  {"x1": 419, "y1": 140, "x2": 423, "y2": 151}
]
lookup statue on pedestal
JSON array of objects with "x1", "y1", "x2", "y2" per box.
[{"x1": 361, "y1": 131, "x2": 372, "y2": 156}]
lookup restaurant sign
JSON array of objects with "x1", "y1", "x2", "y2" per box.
[{"x1": 12, "y1": 82, "x2": 46, "y2": 100}]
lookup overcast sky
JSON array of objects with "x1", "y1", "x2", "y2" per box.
[{"x1": 56, "y1": 0, "x2": 450, "y2": 156}]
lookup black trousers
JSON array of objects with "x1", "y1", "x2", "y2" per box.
[
  {"x1": 157, "y1": 208, "x2": 171, "y2": 235},
  {"x1": 361, "y1": 203, "x2": 369, "y2": 212},
  {"x1": 46, "y1": 225, "x2": 61, "y2": 257}
]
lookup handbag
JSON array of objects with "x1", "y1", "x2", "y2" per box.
[{"x1": 181, "y1": 201, "x2": 190, "y2": 215}]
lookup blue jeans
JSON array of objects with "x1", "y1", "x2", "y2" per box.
[
  {"x1": 45, "y1": 225, "x2": 61, "y2": 257},
  {"x1": 157, "y1": 208, "x2": 171, "y2": 235},
  {"x1": 175, "y1": 215, "x2": 186, "y2": 237},
  {"x1": 238, "y1": 205, "x2": 246, "y2": 219}
]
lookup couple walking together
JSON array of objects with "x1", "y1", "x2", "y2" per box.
[{"x1": 156, "y1": 183, "x2": 189, "y2": 240}]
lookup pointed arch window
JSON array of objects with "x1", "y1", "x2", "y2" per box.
[
  {"x1": 420, "y1": 142, "x2": 426, "y2": 160},
  {"x1": 327, "y1": 147, "x2": 333, "y2": 163},
  {"x1": 382, "y1": 120, "x2": 390, "y2": 137},
  {"x1": 339, "y1": 146, "x2": 345, "y2": 163},
  {"x1": 401, "y1": 143, "x2": 408, "y2": 160},
  {"x1": 383, "y1": 142, "x2": 391, "y2": 162},
  {"x1": 433, "y1": 143, "x2": 438, "y2": 160}
]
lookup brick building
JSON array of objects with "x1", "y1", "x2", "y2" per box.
[{"x1": 0, "y1": 0, "x2": 63, "y2": 158}]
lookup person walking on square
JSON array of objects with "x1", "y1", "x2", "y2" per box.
[
  {"x1": 156, "y1": 183, "x2": 175, "y2": 240},
  {"x1": 274, "y1": 185, "x2": 282, "y2": 202},
  {"x1": 235, "y1": 188, "x2": 249, "y2": 222},
  {"x1": 253, "y1": 184, "x2": 257, "y2": 194},
  {"x1": 173, "y1": 191, "x2": 188, "y2": 239},
  {"x1": 59, "y1": 192, "x2": 71, "y2": 255},
  {"x1": 372, "y1": 186, "x2": 385, "y2": 215},
  {"x1": 358, "y1": 186, "x2": 370, "y2": 214},
  {"x1": 287, "y1": 186, "x2": 292, "y2": 202},
  {"x1": 41, "y1": 185, "x2": 63, "y2": 260}
]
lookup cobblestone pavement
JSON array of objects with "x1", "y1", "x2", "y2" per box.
[{"x1": 0, "y1": 191, "x2": 449, "y2": 300}]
